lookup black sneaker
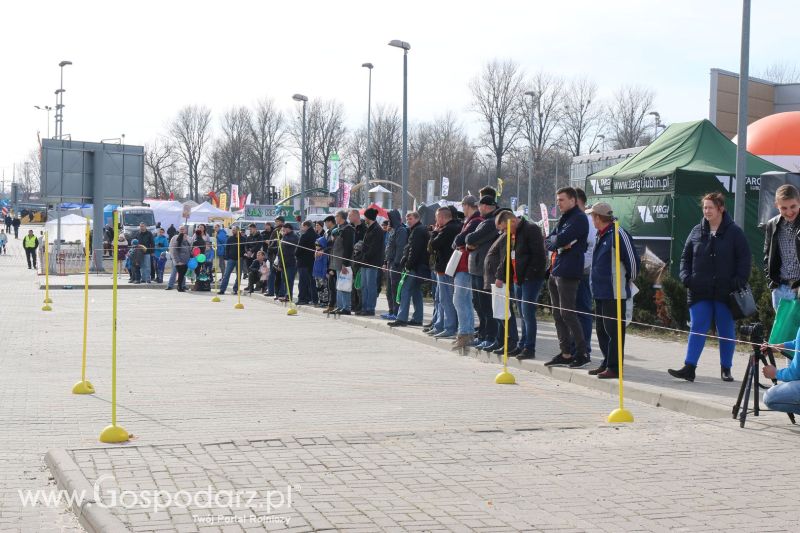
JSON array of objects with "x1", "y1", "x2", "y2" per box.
[
  {"x1": 588, "y1": 365, "x2": 607, "y2": 376},
  {"x1": 544, "y1": 354, "x2": 572, "y2": 367},
  {"x1": 568, "y1": 355, "x2": 590, "y2": 369},
  {"x1": 388, "y1": 320, "x2": 408, "y2": 327},
  {"x1": 516, "y1": 348, "x2": 535, "y2": 360}
]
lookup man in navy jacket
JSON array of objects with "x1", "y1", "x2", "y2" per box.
[
  {"x1": 544, "y1": 187, "x2": 590, "y2": 369},
  {"x1": 585, "y1": 202, "x2": 640, "y2": 379}
]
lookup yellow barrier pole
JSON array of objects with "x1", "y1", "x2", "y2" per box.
[
  {"x1": 41, "y1": 231, "x2": 53, "y2": 310},
  {"x1": 277, "y1": 230, "x2": 298, "y2": 316},
  {"x1": 73, "y1": 221, "x2": 95, "y2": 394},
  {"x1": 99, "y1": 211, "x2": 130, "y2": 443},
  {"x1": 211, "y1": 237, "x2": 221, "y2": 302},
  {"x1": 495, "y1": 219, "x2": 515, "y2": 384},
  {"x1": 234, "y1": 231, "x2": 244, "y2": 309},
  {"x1": 607, "y1": 220, "x2": 633, "y2": 423}
]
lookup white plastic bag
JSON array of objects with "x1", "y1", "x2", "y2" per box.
[
  {"x1": 444, "y1": 248, "x2": 462, "y2": 277},
  {"x1": 336, "y1": 267, "x2": 353, "y2": 293},
  {"x1": 491, "y1": 284, "x2": 507, "y2": 320}
]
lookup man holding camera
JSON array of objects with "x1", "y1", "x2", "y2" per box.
[{"x1": 762, "y1": 331, "x2": 800, "y2": 415}]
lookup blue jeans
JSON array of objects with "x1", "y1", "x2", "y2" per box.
[
  {"x1": 764, "y1": 381, "x2": 800, "y2": 414},
  {"x1": 397, "y1": 270, "x2": 425, "y2": 323},
  {"x1": 497, "y1": 303, "x2": 519, "y2": 346},
  {"x1": 685, "y1": 300, "x2": 735, "y2": 369},
  {"x1": 336, "y1": 287, "x2": 352, "y2": 311},
  {"x1": 297, "y1": 266, "x2": 317, "y2": 303},
  {"x1": 433, "y1": 273, "x2": 457, "y2": 334},
  {"x1": 516, "y1": 278, "x2": 544, "y2": 350},
  {"x1": 772, "y1": 284, "x2": 797, "y2": 311},
  {"x1": 453, "y1": 272, "x2": 475, "y2": 335},
  {"x1": 277, "y1": 266, "x2": 297, "y2": 298},
  {"x1": 360, "y1": 267, "x2": 379, "y2": 312},
  {"x1": 167, "y1": 262, "x2": 177, "y2": 288},
  {"x1": 218, "y1": 259, "x2": 239, "y2": 293}
]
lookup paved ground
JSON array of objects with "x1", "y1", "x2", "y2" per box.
[{"x1": 2, "y1": 224, "x2": 800, "y2": 532}]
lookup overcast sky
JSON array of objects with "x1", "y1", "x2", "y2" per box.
[{"x1": 0, "y1": 0, "x2": 797, "y2": 187}]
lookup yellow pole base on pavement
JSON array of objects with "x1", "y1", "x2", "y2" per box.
[
  {"x1": 211, "y1": 295, "x2": 221, "y2": 302},
  {"x1": 607, "y1": 408, "x2": 634, "y2": 424},
  {"x1": 72, "y1": 380, "x2": 95, "y2": 395},
  {"x1": 495, "y1": 370, "x2": 516, "y2": 385},
  {"x1": 99, "y1": 424, "x2": 130, "y2": 443},
  {"x1": 287, "y1": 307, "x2": 297, "y2": 316},
  {"x1": 43, "y1": 297, "x2": 53, "y2": 304},
  {"x1": 234, "y1": 299, "x2": 244, "y2": 309},
  {"x1": 41, "y1": 304, "x2": 52, "y2": 311}
]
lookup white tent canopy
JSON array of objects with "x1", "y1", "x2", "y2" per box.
[
  {"x1": 188, "y1": 201, "x2": 231, "y2": 223},
  {"x1": 149, "y1": 201, "x2": 184, "y2": 229},
  {"x1": 44, "y1": 214, "x2": 91, "y2": 244}
]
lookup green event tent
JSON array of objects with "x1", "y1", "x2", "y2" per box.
[{"x1": 585, "y1": 119, "x2": 785, "y2": 276}]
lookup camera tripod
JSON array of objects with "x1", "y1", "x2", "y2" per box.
[{"x1": 732, "y1": 344, "x2": 796, "y2": 428}]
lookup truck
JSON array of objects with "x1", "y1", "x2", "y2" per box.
[{"x1": 118, "y1": 206, "x2": 156, "y2": 241}]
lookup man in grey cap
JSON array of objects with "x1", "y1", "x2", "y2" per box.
[{"x1": 451, "y1": 195, "x2": 483, "y2": 347}]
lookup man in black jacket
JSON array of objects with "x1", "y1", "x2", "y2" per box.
[
  {"x1": 266, "y1": 217, "x2": 285, "y2": 297},
  {"x1": 496, "y1": 210, "x2": 547, "y2": 360},
  {"x1": 389, "y1": 212, "x2": 430, "y2": 327},
  {"x1": 383, "y1": 210, "x2": 408, "y2": 318},
  {"x1": 135, "y1": 222, "x2": 155, "y2": 284},
  {"x1": 295, "y1": 221, "x2": 318, "y2": 305},
  {"x1": 357, "y1": 208, "x2": 385, "y2": 316},
  {"x1": 330, "y1": 211, "x2": 356, "y2": 314},
  {"x1": 276, "y1": 223, "x2": 299, "y2": 302},
  {"x1": 348, "y1": 209, "x2": 367, "y2": 312},
  {"x1": 461, "y1": 196, "x2": 500, "y2": 349},
  {"x1": 763, "y1": 184, "x2": 800, "y2": 310},
  {"x1": 427, "y1": 207, "x2": 462, "y2": 337}
]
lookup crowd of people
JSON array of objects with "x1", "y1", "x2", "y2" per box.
[{"x1": 58, "y1": 181, "x2": 800, "y2": 408}]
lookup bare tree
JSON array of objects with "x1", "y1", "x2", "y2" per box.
[
  {"x1": 608, "y1": 85, "x2": 655, "y2": 149},
  {"x1": 144, "y1": 138, "x2": 176, "y2": 198},
  {"x1": 759, "y1": 61, "x2": 800, "y2": 83},
  {"x1": 371, "y1": 105, "x2": 402, "y2": 185},
  {"x1": 219, "y1": 106, "x2": 252, "y2": 195},
  {"x1": 169, "y1": 105, "x2": 212, "y2": 201},
  {"x1": 288, "y1": 99, "x2": 346, "y2": 192},
  {"x1": 520, "y1": 71, "x2": 564, "y2": 161},
  {"x1": 410, "y1": 113, "x2": 470, "y2": 201},
  {"x1": 469, "y1": 59, "x2": 524, "y2": 180},
  {"x1": 249, "y1": 98, "x2": 285, "y2": 203},
  {"x1": 561, "y1": 77, "x2": 604, "y2": 156},
  {"x1": 345, "y1": 127, "x2": 368, "y2": 204},
  {"x1": 18, "y1": 149, "x2": 41, "y2": 200}
]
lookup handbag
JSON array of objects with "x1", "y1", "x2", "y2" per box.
[
  {"x1": 444, "y1": 249, "x2": 462, "y2": 277},
  {"x1": 491, "y1": 284, "x2": 508, "y2": 320},
  {"x1": 336, "y1": 267, "x2": 353, "y2": 293},
  {"x1": 729, "y1": 285, "x2": 757, "y2": 320},
  {"x1": 395, "y1": 271, "x2": 408, "y2": 304}
]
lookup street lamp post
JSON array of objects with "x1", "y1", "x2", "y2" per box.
[
  {"x1": 55, "y1": 60, "x2": 72, "y2": 139},
  {"x1": 598, "y1": 134, "x2": 606, "y2": 153},
  {"x1": 388, "y1": 39, "x2": 410, "y2": 214},
  {"x1": 648, "y1": 111, "x2": 661, "y2": 141},
  {"x1": 524, "y1": 91, "x2": 537, "y2": 213},
  {"x1": 362, "y1": 62, "x2": 374, "y2": 203},
  {"x1": 292, "y1": 94, "x2": 309, "y2": 220},
  {"x1": 34, "y1": 105, "x2": 53, "y2": 138},
  {"x1": 733, "y1": 0, "x2": 751, "y2": 226}
]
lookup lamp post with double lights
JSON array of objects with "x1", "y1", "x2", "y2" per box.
[
  {"x1": 648, "y1": 111, "x2": 661, "y2": 141},
  {"x1": 362, "y1": 62, "x2": 374, "y2": 202},
  {"x1": 524, "y1": 90, "x2": 538, "y2": 212},
  {"x1": 34, "y1": 105, "x2": 52, "y2": 138},
  {"x1": 388, "y1": 39, "x2": 410, "y2": 214},
  {"x1": 292, "y1": 93, "x2": 309, "y2": 219}
]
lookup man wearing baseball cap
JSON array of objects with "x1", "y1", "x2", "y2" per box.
[{"x1": 584, "y1": 202, "x2": 640, "y2": 379}]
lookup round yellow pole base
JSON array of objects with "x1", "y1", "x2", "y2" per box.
[
  {"x1": 41, "y1": 304, "x2": 52, "y2": 311},
  {"x1": 607, "y1": 408, "x2": 634, "y2": 424},
  {"x1": 287, "y1": 308, "x2": 298, "y2": 316},
  {"x1": 99, "y1": 424, "x2": 130, "y2": 443},
  {"x1": 72, "y1": 380, "x2": 95, "y2": 394},
  {"x1": 43, "y1": 297, "x2": 53, "y2": 304},
  {"x1": 211, "y1": 296, "x2": 221, "y2": 302},
  {"x1": 495, "y1": 370, "x2": 516, "y2": 385},
  {"x1": 234, "y1": 303, "x2": 244, "y2": 309}
]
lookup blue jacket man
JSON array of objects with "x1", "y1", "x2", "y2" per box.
[
  {"x1": 586, "y1": 202, "x2": 640, "y2": 378},
  {"x1": 544, "y1": 187, "x2": 590, "y2": 369}
]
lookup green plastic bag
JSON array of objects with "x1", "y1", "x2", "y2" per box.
[
  {"x1": 395, "y1": 271, "x2": 407, "y2": 304},
  {"x1": 353, "y1": 270, "x2": 362, "y2": 290},
  {"x1": 768, "y1": 298, "x2": 800, "y2": 346}
]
